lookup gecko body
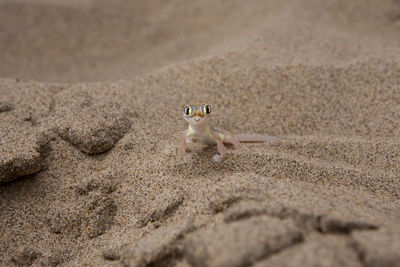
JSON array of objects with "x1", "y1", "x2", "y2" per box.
[{"x1": 180, "y1": 104, "x2": 279, "y2": 162}]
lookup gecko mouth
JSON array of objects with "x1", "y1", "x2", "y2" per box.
[{"x1": 194, "y1": 117, "x2": 201, "y2": 122}]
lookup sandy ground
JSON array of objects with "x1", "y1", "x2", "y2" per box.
[{"x1": 1, "y1": 0, "x2": 400, "y2": 266}]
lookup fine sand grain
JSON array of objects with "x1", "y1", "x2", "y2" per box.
[{"x1": 0, "y1": 0, "x2": 399, "y2": 266}]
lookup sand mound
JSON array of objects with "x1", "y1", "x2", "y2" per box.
[
  {"x1": 0, "y1": 120, "x2": 46, "y2": 182},
  {"x1": 0, "y1": 0, "x2": 399, "y2": 266},
  {"x1": 184, "y1": 216, "x2": 303, "y2": 267},
  {"x1": 53, "y1": 86, "x2": 132, "y2": 154}
]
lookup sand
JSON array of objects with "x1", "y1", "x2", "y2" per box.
[{"x1": 0, "y1": 0, "x2": 399, "y2": 266}]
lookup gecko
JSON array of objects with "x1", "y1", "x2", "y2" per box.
[{"x1": 180, "y1": 103, "x2": 279, "y2": 162}]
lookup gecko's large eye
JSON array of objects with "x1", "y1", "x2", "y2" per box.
[
  {"x1": 203, "y1": 104, "x2": 211, "y2": 115},
  {"x1": 184, "y1": 105, "x2": 192, "y2": 116}
]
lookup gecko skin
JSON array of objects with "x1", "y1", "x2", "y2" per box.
[{"x1": 180, "y1": 104, "x2": 279, "y2": 162}]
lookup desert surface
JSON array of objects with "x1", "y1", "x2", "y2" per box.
[{"x1": 0, "y1": 0, "x2": 400, "y2": 266}]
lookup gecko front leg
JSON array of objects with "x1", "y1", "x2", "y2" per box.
[
  {"x1": 180, "y1": 129, "x2": 189, "y2": 161},
  {"x1": 211, "y1": 133, "x2": 226, "y2": 162}
]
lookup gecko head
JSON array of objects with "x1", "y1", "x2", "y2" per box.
[{"x1": 183, "y1": 104, "x2": 212, "y2": 128}]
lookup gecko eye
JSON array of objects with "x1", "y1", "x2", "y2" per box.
[
  {"x1": 203, "y1": 104, "x2": 211, "y2": 115},
  {"x1": 184, "y1": 105, "x2": 192, "y2": 116}
]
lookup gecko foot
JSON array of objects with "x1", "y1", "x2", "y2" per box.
[
  {"x1": 182, "y1": 153, "x2": 191, "y2": 162},
  {"x1": 213, "y1": 154, "x2": 223, "y2": 163}
]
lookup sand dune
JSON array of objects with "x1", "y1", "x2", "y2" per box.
[{"x1": 0, "y1": 0, "x2": 400, "y2": 266}]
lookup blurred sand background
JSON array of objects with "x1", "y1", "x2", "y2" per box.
[{"x1": 0, "y1": 0, "x2": 400, "y2": 266}]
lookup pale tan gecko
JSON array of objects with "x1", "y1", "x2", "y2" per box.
[{"x1": 180, "y1": 104, "x2": 279, "y2": 162}]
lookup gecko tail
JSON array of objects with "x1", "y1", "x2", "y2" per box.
[{"x1": 235, "y1": 134, "x2": 280, "y2": 143}]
